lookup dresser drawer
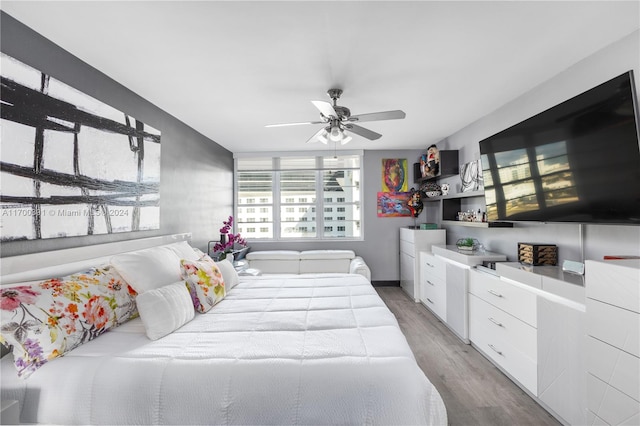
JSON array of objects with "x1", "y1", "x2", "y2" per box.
[
  {"x1": 586, "y1": 298, "x2": 640, "y2": 358},
  {"x1": 586, "y1": 260, "x2": 640, "y2": 314},
  {"x1": 399, "y1": 227, "x2": 415, "y2": 243},
  {"x1": 469, "y1": 269, "x2": 537, "y2": 327},
  {"x1": 587, "y1": 336, "x2": 640, "y2": 401},
  {"x1": 421, "y1": 252, "x2": 445, "y2": 280},
  {"x1": 400, "y1": 239, "x2": 414, "y2": 256},
  {"x1": 587, "y1": 373, "x2": 640, "y2": 426},
  {"x1": 420, "y1": 275, "x2": 446, "y2": 320},
  {"x1": 470, "y1": 304, "x2": 538, "y2": 394},
  {"x1": 469, "y1": 294, "x2": 537, "y2": 361}
]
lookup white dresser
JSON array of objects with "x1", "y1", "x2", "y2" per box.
[
  {"x1": 429, "y1": 245, "x2": 506, "y2": 343},
  {"x1": 399, "y1": 228, "x2": 445, "y2": 302},
  {"x1": 468, "y1": 262, "x2": 587, "y2": 425},
  {"x1": 585, "y1": 259, "x2": 640, "y2": 426}
]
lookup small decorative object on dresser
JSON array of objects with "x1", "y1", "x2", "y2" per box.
[
  {"x1": 440, "y1": 183, "x2": 450, "y2": 195},
  {"x1": 456, "y1": 237, "x2": 479, "y2": 251}
]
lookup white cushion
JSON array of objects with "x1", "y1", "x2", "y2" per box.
[
  {"x1": 111, "y1": 245, "x2": 182, "y2": 293},
  {"x1": 246, "y1": 250, "x2": 301, "y2": 260},
  {"x1": 165, "y1": 241, "x2": 201, "y2": 261},
  {"x1": 300, "y1": 250, "x2": 355, "y2": 260},
  {"x1": 216, "y1": 259, "x2": 239, "y2": 290},
  {"x1": 136, "y1": 281, "x2": 195, "y2": 340}
]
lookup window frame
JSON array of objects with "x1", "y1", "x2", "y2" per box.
[{"x1": 234, "y1": 150, "x2": 363, "y2": 241}]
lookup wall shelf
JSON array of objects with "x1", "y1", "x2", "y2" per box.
[
  {"x1": 424, "y1": 190, "x2": 485, "y2": 202},
  {"x1": 413, "y1": 150, "x2": 459, "y2": 184},
  {"x1": 442, "y1": 220, "x2": 514, "y2": 228}
]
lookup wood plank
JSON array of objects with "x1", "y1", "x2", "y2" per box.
[{"x1": 376, "y1": 286, "x2": 560, "y2": 426}]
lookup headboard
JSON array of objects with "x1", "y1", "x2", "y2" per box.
[{"x1": 0, "y1": 233, "x2": 191, "y2": 285}]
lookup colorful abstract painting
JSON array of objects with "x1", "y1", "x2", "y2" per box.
[
  {"x1": 377, "y1": 192, "x2": 412, "y2": 217},
  {"x1": 0, "y1": 53, "x2": 161, "y2": 241},
  {"x1": 381, "y1": 158, "x2": 408, "y2": 192}
]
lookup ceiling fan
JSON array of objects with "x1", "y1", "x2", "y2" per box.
[{"x1": 265, "y1": 88, "x2": 406, "y2": 145}]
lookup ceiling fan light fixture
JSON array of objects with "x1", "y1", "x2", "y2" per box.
[
  {"x1": 329, "y1": 126, "x2": 342, "y2": 142},
  {"x1": 340, "y1": 135, "x2": 353, "y2": 145},
  {"x1": 318, "y1": 130, "x2": 329, "y2": 144}
]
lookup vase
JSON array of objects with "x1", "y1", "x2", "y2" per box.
[{"x1": 220, "y1": 233, "x2": 227, "y2": 245}]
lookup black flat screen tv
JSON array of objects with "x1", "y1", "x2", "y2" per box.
[{"x1": 479, "y1": 71, "x2": 640, "y2": 225}]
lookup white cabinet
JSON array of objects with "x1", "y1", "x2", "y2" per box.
[
  {"x1": 468, "y1": 269, "x2": 538, "y2": 394},
  {"x1": 419, "y1": 252, "x2": 446, "y2": 320},
  {"x1": 430, "y1": 245, "x2": 506, "y2": 343},
  {"x1": 585, "y1": 259, "x2": 640, "y2": 426},
  {"x1": 469, "y1": 262, "x2": 588, "y2": 425},
  {"x1": 399, "y1": 228, "x2": 445, "y2": 302},
  {"x1": 537, "y1": 295, "x2": 586, "y2": 426}
]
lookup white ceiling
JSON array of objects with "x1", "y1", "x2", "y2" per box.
[{"x1": 2, "y1": 1, "x2": 639, "y2": 153}]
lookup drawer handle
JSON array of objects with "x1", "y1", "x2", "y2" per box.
[
  {"x1": 488, "y1": 317, "x2": 504, "y2": 327},
  {"x1": 426, "y1": 262, "x2": 434, "y2": 268},
  {"x1": 426, "y1": 297, "x2": 434, "y2": 304},
  {"x1": 488, "y1": 289, "x2": 504, "y2": 298},
  {"x1": 426, "y1": 280, "x2": 435, "y2": 286},
  {"x1": 488, "y1": 344, "x2": 503, "y2": 356}
]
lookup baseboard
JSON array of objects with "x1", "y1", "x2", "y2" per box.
[{"x1": 372, "y1": 280, "x2": 400, "y2": 287}]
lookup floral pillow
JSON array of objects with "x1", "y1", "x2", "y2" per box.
[
  {"x1": 0, "y1": 266, "x2": 138, "y2": 378},
  {"x1": 180, "y1": 255, "x2": 226, "y2": 313}
]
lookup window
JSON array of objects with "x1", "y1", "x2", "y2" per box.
[
  {"x1": 337, "y1": 216, "x2": 345, "y2": 221},
  {"x1": 235, "y1": 153, "x2": 362, "y2": 240},
  {"x1": 246, "y1": 208, "x2": 255, "y2": 213}
]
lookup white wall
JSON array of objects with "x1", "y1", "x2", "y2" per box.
[{"x1": 438, "y1": 30, "x2": 640, "y2": 263}]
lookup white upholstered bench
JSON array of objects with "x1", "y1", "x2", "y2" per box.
[{"x1": 245, "y1": 250, "x2": 371, "y2": 281}]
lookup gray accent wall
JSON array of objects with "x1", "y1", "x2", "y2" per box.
[{"x1": 0, "y1": 12, "x2": 234, "y2": 257}]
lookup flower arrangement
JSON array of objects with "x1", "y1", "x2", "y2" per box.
[{"x1": 213, "y1": 216, "x2": 246, "y2": 260}]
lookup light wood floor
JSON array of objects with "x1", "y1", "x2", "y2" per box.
[{"x1": 376, "y1": 286, "x2": 560, "y2": 426}]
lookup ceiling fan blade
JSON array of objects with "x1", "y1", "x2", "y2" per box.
[
  {"x1": 305, "y1": 127, "x2": 328, "y2": 144},
  {"x1": 311, "y1": 101, "x2": 339, "y2": 119},
  {"x1": 344, "y1": 124, "x2": 382, "y2": 140},
  {"x1": 265, "y1": 120, "x2": 324, "y2": 128},
  {"x1": 348, "y1": 110, "x2": 406, "y2": 123}
]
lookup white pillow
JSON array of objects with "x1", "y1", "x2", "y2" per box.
[
  {"x1": 216, "y1": 258, "x2": 239, "y2": 290},
  {"x1": 165, "y1": 241, "x2": 201, "y2": 262},
  {"x1": 136, "y1": 281, "x2": 195, "y2": 340},
  {"x1": 111, "y1": 246, "x2": 182, "y2": 293}
]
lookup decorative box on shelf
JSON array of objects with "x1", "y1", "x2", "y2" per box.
[{"x1": 518, "y1": 243, "x2": 557, "y2": 266}]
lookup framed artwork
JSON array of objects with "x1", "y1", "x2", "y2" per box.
[
  {"x1": 377, "y1": 192, "x2": 412, "y2": 217},
  {"x1": 460, "y1": 159, "x2": 484, "y2": 192},
  {"x1": 0, "y1": 53, "x2": 161, "y2": 241},
  {"x1": 381, "y1": 158, "x2": 408, "y2": 192}
]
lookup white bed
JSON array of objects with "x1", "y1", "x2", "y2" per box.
[{"x1": 0, "y1": 235, "x2": 447, "y2": 425}]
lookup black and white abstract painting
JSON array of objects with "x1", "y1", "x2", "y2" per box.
[{"x1": 0, "y1": 53, "x2": 161, "y2": 241}]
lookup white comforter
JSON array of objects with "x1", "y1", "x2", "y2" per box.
[{"x1": 1, "y1": 274, "x2": 447, "y2": 425}]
